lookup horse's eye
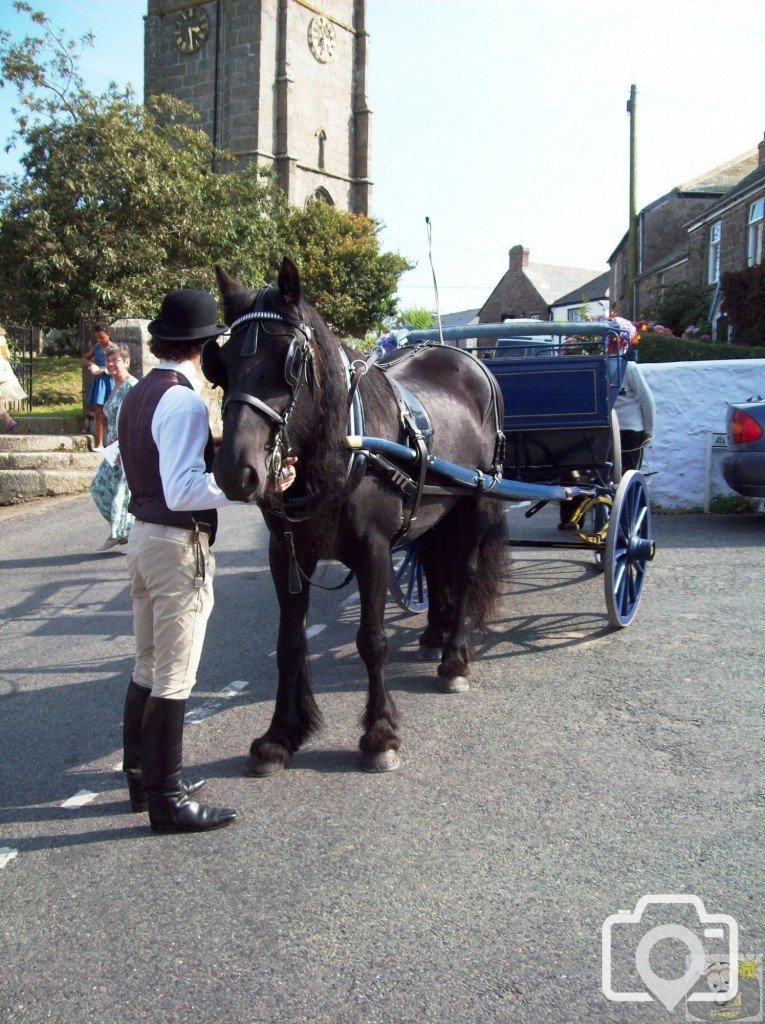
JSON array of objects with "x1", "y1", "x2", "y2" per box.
[{"x1": 201, "y1": 339, "x2": 228, "y2": 390}]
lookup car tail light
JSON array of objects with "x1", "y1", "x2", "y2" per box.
[{"x1": 730, "y1": 409, "x2": 764, "y2": 444}]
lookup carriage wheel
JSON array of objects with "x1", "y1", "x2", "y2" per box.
[
  {"x1": 604, "y1": 470, "x2": 655, "y2": 628},
  {"x1": 388, "y1": 542, "x2": 429, "y2": 614}
]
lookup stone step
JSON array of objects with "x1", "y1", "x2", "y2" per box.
[
  {"x1": 0, "y1": 450, "x2": 102, "y2": 471},
  {"x1": 0, "y1": 433, "x2": 94, "y2": 454},
  {"x1": 0, "y1": 432, "x2": 104, "y2": 504},
  {"x1": 10, "y1": 415, "x2": 84, "y2": 435},
  {"x1": 0, "y1": 467, "x2": 96, "y2": 505}
]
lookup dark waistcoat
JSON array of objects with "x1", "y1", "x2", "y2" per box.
[{"x1": 118, "y1": 368, "x2": 217, "y2": 542}]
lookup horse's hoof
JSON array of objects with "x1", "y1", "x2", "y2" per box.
[
  {"x1": 244, "y1": 756, "x2": 285, "y2": 777},
  {"x1": 417, "y1": 645, "x2": 442, "y2": 662},
  {"x1": 437, "y1": 674, "x2": 470, "y2": 693},
  {"x1": 359, "y1": 749, "x2": 401, "y2": 773}
]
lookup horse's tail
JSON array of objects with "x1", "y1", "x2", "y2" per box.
[{"x1": 466, "y1": 496, "x2": 508, "y2": 631}]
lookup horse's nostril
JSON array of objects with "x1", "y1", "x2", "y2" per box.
[{"x1": 214, "y1": 460, "x2": 262, "y2": 501}]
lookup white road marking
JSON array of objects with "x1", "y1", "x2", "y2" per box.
[
  {"x1": 185, "y1": 678, "x2": 252, "y2": 725},
  {"x1": 61, "y1": 790, "x2": 97, "y2": 809},
  {"x1": 0, "y1": 847, "x2": 18, "y2": 869},
  {"x1": 340, "y1": 591, "x2": 359, "y2": 607},
  {"x1": 269, "y1": 623, "x2": 327, "y2": 658}
]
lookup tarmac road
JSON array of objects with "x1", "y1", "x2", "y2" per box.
[{"x1": 0, "y1": 495, "x2": 763, "y2": 1024}]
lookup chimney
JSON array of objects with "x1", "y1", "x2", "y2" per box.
[
  {"x1": 509, "y1": 245, "x2": 530, "y2": 272},
  {"x1": 759, "y1": 132, "x2": 765, "y2": 166}
]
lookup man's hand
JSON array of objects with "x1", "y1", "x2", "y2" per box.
[{"x1": 274, "y1": 456, "x2": 298, "y2": 493}]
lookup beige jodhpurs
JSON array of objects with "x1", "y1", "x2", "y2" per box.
[{"x1": 126, "y1": 520, "x2": 215, "y2": 700}]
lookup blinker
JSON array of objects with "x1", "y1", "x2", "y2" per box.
[{"x1": 241, "y1": 321, "x2": 259, "y2": 357}]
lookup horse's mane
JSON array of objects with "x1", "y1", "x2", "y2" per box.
[{"x1": 274, "y1": 297, "x2": 354, "y2": 556}]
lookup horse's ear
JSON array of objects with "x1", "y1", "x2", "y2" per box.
[
  {"x1": 278, "y1": 257, "x2": 301, "y2": 307},
  {"x1": 215, "y1": 264, "x2": 255, "y2": 325}
]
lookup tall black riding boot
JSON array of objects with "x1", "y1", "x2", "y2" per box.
[
  {"x1": 123, "y1": 678, "x2": 206, "y2": 813},
  {"x1": 142, "y1": 696, "x2": 237, "y2": 834}
]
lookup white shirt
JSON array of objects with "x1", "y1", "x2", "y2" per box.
[
  {"x1": 614, "y1": 361, "x2": 656, "y2": 435},
  {"x1": 150, "y1": 360, "x2": 232, "y2": 512}
]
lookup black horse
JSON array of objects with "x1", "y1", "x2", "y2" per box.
[{"x1": 206, "y1": 258, "x2": 506, "y2": 773}]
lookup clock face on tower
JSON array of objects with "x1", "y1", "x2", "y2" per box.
[
  {"x1": 307, "y1": 15, "x2": 336, "y2": 63},
  {"x1": 173, "y1": 6, "x2": 210, "y2": 55}
]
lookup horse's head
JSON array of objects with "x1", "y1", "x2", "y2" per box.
[{"x1": 207, "y1": 257, "x2": 316, "y2": 502}]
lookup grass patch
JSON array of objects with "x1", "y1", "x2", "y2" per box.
[{"x1": 31, "y1": 356, "x2": 83, "y2": 406}]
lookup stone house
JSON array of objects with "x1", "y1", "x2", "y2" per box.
[
  {"x1": 549, "y1": 271, "x2": 610, "y2": 323},
  {"x1": 607, "y1": 147, "x2": 758, "y2": 321},
  {"x1": 685, "y1": 139, "x2": 765, "y2": 336},
  {"x1": 478, "y1": 246, "x2": 608, "y2": 324}
]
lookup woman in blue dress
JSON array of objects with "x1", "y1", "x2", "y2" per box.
[{"x1": 82, "y1": 322, "x2": 114, "y2": 450}]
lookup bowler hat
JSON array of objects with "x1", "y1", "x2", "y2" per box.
[{"x1": 148, "y1": 289, "x2": 226, "y2": 343}]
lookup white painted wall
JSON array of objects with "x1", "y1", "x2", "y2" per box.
[
  {"x1": 639, "y1": 359, "x2": 765, "y2": 509},
  {"x1": 549, "y1": 299, "x2": 609, "y2": 322}
]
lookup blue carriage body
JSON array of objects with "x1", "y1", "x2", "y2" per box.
[{"x1": 401, "y1": 321, "x2": 627, "y2": 479}]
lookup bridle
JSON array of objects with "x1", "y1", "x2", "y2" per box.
[{"x1": 221, "y1": 287, "x2": 315, "y2": 478}]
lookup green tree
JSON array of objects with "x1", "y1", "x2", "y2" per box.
[
  {"x1": 276, "y1": 199, "x2": 412, "y2": 337},
  {"x1": 642, "y1": 281, "x2": 711, "y2": 337},
  {"x1": 0, "y1": 4, "x2": 410, "y2": 334},
  {"x1": 398, "y1": 307, "x2": 434, "y2": 330}
]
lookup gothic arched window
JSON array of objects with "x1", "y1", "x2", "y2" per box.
[{"x1": 310, "y1": 187, "x2": 334, "y2": 206}]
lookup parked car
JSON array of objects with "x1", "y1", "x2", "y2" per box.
[{"x1": 723, "y1": 396, "x2": 765, "y2": 498}]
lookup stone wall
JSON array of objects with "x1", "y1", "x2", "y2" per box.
[{"x1": 108, "y1": 318, "x2": 222, "y2": 435}]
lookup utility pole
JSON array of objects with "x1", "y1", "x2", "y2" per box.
[{"x1": 626, "y1": 85, "x2": 638, "y2": 320}]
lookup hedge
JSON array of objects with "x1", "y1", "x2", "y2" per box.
[{"x1": 638, "y1": 333, "x2": 765, "y2": 363}]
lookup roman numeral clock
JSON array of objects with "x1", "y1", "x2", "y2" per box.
[{"x1": 173, "y1": 6, "x2": 209, "y2": 54}]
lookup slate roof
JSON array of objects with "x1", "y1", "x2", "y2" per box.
[
  {"x1": 678, "y1": 150, "x2": 758, "y2": 194},
  {"x1": 694, "y1": 161, "x2": 765, "y2": 219},
  {"x1": 439, "y1": 308, "x2": 480, "y2": 329},
  {"x1": 552, "y1": 270, "x2": 610, "y2": 307},
  {"x1": 524, "y1": 262, "x2": 605, "y2": 305}
]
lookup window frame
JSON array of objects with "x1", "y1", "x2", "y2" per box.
[
  {"x1": 708, "y1": 221, "x2": 722, "y2": 285},
  {"x1": 748, "y1": 198, "x2": 764, "y2": 267}
]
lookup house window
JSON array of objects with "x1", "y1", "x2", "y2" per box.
[
  {"x1": 748, "y1": 198, "x2": 764, "y2": 267},
  {"x1": 708, "y1": 221, "x2": 721, "y2": 285},
  {"x1": 567, "y1": 307, "x2": 585, "y2": 322}
]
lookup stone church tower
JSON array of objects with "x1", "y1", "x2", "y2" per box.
[{"x1": 144, "y1": 1, "x2": 372, "y2": 214}]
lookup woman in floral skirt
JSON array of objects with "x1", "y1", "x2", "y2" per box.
[{"x1": 90, "y1": 343, "x2": 137, "y2": 549}]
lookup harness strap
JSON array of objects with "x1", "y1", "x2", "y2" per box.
[
  {"x1": 223, "y1": 391, "x2": 285, "y2": 425},
  {"x1": 347, "y1": 347, "x2": 382, "y2": 409}
]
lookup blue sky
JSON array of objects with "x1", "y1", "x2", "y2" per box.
[{"x1": 1, "y1": 0, "x2": 763, "y2": 312}]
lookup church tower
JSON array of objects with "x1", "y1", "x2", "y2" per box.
[{"x1": 144, "y1": 1, "x2": 372, "y2": 214}]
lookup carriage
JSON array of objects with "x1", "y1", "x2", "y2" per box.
[{"x1": 381, "y1": 320, "x2": 655, "y2": 629}]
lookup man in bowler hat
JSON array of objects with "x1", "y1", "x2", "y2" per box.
[{"x1": 118, "y1": 289, "x2": 295, "y2": 833}]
